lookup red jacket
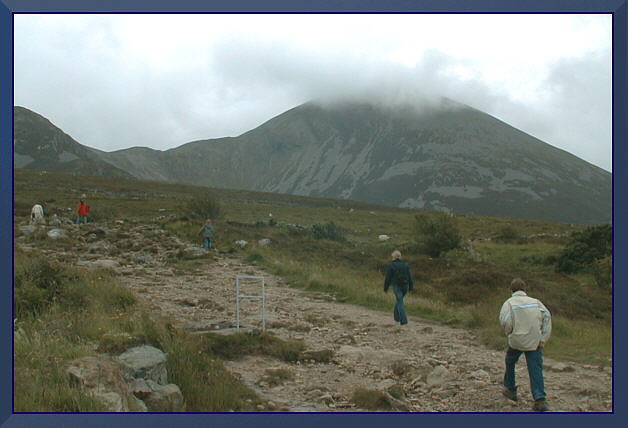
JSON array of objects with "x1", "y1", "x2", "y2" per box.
[{"x1": 77, "y1": 202, "x2": 90, "y2": 216}]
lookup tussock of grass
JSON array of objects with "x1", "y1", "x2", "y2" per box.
[
  {"x1": 202, "y1": 331, "x2": 306, "y2": 362},
  {"x1": 352, "y1": 387, "x2": 392, "y2": 410}
]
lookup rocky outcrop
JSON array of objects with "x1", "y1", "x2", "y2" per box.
[{"x1": 66, "y1": 345, "x2": 184, "y2": 412}]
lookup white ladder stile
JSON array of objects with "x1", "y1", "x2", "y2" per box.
[{"x1": 235, "y1": 275, "x2": 265, "y2": 331}]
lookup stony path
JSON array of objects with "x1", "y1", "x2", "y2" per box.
[{"x1": 17, "y1": 221, "x2": 613, "y2": 412}]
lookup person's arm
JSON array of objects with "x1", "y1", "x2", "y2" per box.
[
  {"x1": 538, "y1": 300, "x2": 552, "y2": 345},
  {"x1": 383, "y1": 264, "x2": 392, "y2": 292},
  {"x1": 499, "y1": 300, "x2": 514, "y2": 335},
  {"x1": 407, "y1": 264, "x2": 414, "y2": 291}
]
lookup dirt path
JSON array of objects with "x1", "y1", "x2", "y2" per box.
[{"x1": 18, "y1": 221, "x2": 613, "y2": 412}]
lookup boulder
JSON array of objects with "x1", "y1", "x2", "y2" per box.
[
  {"x1": 76, "y1": 259, "x2": 120, "y2": 269},
  {"x1": 258, "y1": 238, "x2": 271, "y2": 246},
  {"x1": 184, "y1": 246, "x2": 206, "y2": 256},
  {"x1": 234, "y1": 240, "x2": 248, "y2": 248},
  {"x1": 65, "y1": 356, "x2": 144, "y2": 412},
  {"x1": 47, "y1": 228, "x2": 69, "y2": 239},
  {"x1": 117, "y1": 345, "x2": 168, "y2": 384},
  {"x1": 129, "y1": 378, "x2": 184, "y2": 412},
  {"x1": 426, "y1": 365, "x2": 450, "y2": 387},
  {"x1": 89, "y1": 240, "x2": 114, "y2": 252},
  {"x1": 378, "y1": 235, "x2": 390, "y2": 241},
  {"x1": 19, "y1": 225, "x2": 38, "y2": 235},
  {"x1": 143, "y1": 383, "x2": 184, "y2": 412}
]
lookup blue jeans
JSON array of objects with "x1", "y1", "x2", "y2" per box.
[
  {"x1": 503, "y1": 346, "x2": 546, "y2": 400},
  {"x1": 203, "y1": 237, "x2": 212, "y2": 250},
  {"x1": 76, "y1": 216, "x2": 88, "y2": 224},
  {"x1": 393, "y1": 285, "x2": 408, "y2": 325}
]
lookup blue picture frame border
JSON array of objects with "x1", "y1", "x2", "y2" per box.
[{"x1": 1, "y1": 1, "x2": 625, "y2": 427}]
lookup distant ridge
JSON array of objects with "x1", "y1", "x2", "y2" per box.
[{"x1": 14, "y1": 101, "x2": 611, "y2": 224}]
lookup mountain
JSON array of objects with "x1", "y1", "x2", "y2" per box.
[
  {"x1": 13, "y1": 101, "x2": 611, "y2": 224},
  {"x1": 13, "y1": 106, "x2": 134, "y2": 178}
]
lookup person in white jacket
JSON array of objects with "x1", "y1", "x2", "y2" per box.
[
  {"x1": 499, "y1": 278, "x2": 552, "y2": 412},
  {"x1": 30, "y1": 204, "x2": 44, "y2": 225}
]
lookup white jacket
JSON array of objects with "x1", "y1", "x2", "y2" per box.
[{"x1": 499, "y1": 291, "x2": 552, "y2": 351}]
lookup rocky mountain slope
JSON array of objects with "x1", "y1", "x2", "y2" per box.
[
  {"x1": 14, "y1": 101, "x2": 611, "y2": 224},
  {"x1": 13, "y1": 106, "x2": 133, "y2": 178}
]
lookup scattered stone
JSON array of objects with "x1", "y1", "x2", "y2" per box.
[
  {"x1": 378, "y1": 234, "x2": 390, "y2": 241},
  {"x1": 426, "y1": 365, "x2": 450, "y2": 387},
  {"x1": 258, "y1": 238, "x2": 271, "y2": 246},
  {"x1": 19, "y1": 225, "x2": 38, "y2": 235},
  {"x1": 235, "y1": 240, "x2": 248, "y2": 247},
  {"x1": 547, "y1": 362, "x2": 576, "y2": 372},
  {"x1": 47, "y1": 228, "x2": 69, "y2": 239}
]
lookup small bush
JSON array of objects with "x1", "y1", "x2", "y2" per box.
[
  {"x1": 186, "y1": 193, "x2": 221, "y2": 220},
  {"x1": 415, "y1": 213, "x2": 462, "y2": 258},
  {"x1": 592, "y1": 257, "x2": 612, "y2": 290},
  {"x1": 497, "y1": 225, "x2": 520, "y2": 241},
  {"x1": 311, "y1": 221, "x2": 346, "y2": 242},
  {"x1": 352, "y1": 387, "x2": 392, "y2": 410},
  {"x1": 14, "y1": 255, "x2": 72, "y2": 316},
  {"x1": 555, "y1": 224, "x2": 611, "y2": 273}
]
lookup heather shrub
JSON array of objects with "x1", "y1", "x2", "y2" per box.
[
  {"x1": 187, "y1": 193, "x2": 222, "y2": 220},
  {"x1": 415, "y1": 212, "x2": 462, "y2": 257},
  {"x1": 311, "y1": 221, "x2": 346, "y2": 242},
  {"x1": 555, "y1": 224, "x2": 611, "y2": 273}
]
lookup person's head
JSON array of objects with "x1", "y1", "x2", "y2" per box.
[
  {"x1": 205, "y1": 218, "x2": 212, "y2": 224},
  {"x1": 80, "y1": 194, "x2": 86, "y2": 203},
  {"x1": 392, "y1": 250, "x2": 401, "y2": 260},
  {"x1": 510, "y1": 278, "x2": 526, "y2": 293}
]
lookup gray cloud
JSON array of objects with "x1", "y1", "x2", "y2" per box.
[{"x1": 14, "y1": 17, "x2": 611, "y2": 172}]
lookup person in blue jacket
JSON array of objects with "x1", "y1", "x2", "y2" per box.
[
  {"x1": 198, "y1": 218, "x2": 215, "y2": 250},
  {"x1": 383, "y1": 250, "x2": 414, "y2": 326}
]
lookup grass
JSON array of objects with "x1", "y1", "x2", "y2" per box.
[
  {"x1": 13, "y1": 248, "x2": 265, "y2": 412},
  {"x1": 14, "y1": 169, "x2": 612, "y2": 374},
  {"x1": 351, "y1": 387, "x2": 392, "y2": 410}
]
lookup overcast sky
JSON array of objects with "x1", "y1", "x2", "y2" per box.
[{"x1": 14, "y1": 13, "x2": 612, "y2": 171}]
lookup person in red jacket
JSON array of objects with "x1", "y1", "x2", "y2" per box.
[{"x1": 75, "y1": 194, "x2": 90, "y2": 224}]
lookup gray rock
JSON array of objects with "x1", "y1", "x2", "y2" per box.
[
  {"x1": 76, "y1": 259, "x2": 120, "y2": 269},
  {"x1": 89, "y1": 240, "x2": 114, "y2": 252},
  {"x1": 546, "y1": 362, "x2": 576, "y2": 372},
  {"x1": 65, "y1": 356, "x2": 138, "y2": 412},
  {"x1": 117, "y1": 345, "x2": 168, "y2": 384},
  {"x1": 129, "y1": 378, "x2": 184, "y2": 412},
  {"x1": 426, "y1": 365, "x2": 450, "y2": 387},
  {"x1": 234, "y1": 240, "x2": 248, "y2": 247},
  {"x1": 184, "y1": 246, "x2": 206, "y2": 256},
  {"x1": 258, "y1": 238, "x2": 271, "y2": 246},
  {"x1": 47, "y1": 228, "x2": 69, "y2": 239},
  {"x1": 469, "y1": 369, "x2": 490, "y2": 382},
  {"x1": 19, "y1": 225, "x2": 38, "y2": 235}
]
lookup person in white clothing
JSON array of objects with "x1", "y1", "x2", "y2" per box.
[
  {"x1": 499, "y1": 277, "x2": 552, "y2": 412},
  {"x1": 30, "y1": 204, "x2": 44, "y2": 225}
]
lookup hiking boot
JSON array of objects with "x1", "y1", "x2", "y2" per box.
[
  {"x1": 533, "y1": 398, "x2": 549, "y2": 412},
  {"x1": 502, "y1": 388, "x2": 517, "y2": 402}
]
